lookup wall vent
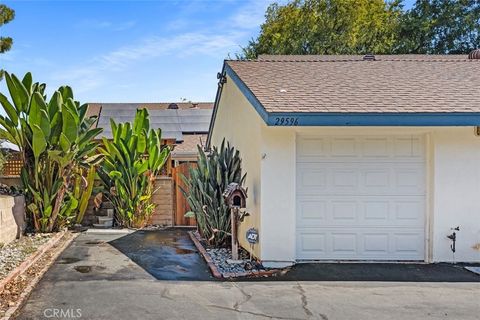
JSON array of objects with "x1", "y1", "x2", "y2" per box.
[
  {"x1": 468, "y1": 49, "x2": 480, "y2": 59},
  {"x1": 363, "y1": 54, "x2": 375, "y2": 61}
]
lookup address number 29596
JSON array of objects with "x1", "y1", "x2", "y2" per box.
[{"x1": 274, "y1": 117, "x2": 299, "y2": 126}]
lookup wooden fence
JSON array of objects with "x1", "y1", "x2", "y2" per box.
[
  {"x1": 171, "y1": 162, "x2": 197, "y2": 226},
  {"x1": 2, "y1": 153, "x2": 22, "y2": 177}
]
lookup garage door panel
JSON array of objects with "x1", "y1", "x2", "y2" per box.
[
  {"x1": 331, "y1": 137, "x2": 357, "y2": 157},
  {"x1": 364, "y1": 234, "x2": 389, "y2": 253},
  {"x1": 332, "y1": 233, "x2": 357, "y2": 253},
  {"x1": 296, "y1": 134, "x2": 425, "y2": 261},
  {"x1": 297, "y1": 196, "x2": 424, "y2": 227},
  {"x1": 394, "y1": 137, "x2": 424, "y2": 158},
  {"x1": 394, "y1": 233, "x2": 424, "y2": 253},
  {"x1": 298, "y1": 200, "x2": 327, "y2": 221},
  {"x1": 299, "y1": 233, "x2": 327, "y2": 253},
  {"x1": 297, "y1": 136, "x2": 425, "y2": 163},
  {"x1": 297, "y1": 229, "x2": 424, "y2": 260},
  {"x1": 297, "y1": 163, "x2": 425, "y2": 195}
]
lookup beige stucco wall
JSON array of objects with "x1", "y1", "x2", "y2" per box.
[
  {"x1": 430, "y1": 127, "x2": 480, "y2": 262},
  {"x1": 0, "y1": 195, "x2": 24, "y2": 245},
  {"x1": 210, "y1": 77, "x2": 480, "y2": 264},
  {"x1": 258, "y1": 126, "x2": 480, "y2": 264},
  {"x1": 259, "y1": 126, "x2": 296, "y2": 265},
  {"x1": 210, "y1": 74, "x2": 264, "y2": 258}
]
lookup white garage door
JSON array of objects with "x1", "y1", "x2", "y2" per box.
[{"x1": 296, "y1": 135, "x2": 426, "y2": 261}]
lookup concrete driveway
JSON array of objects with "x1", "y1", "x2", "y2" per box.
[{"x1": 16, "y1": 230, "x2": 480, "y2": 320}]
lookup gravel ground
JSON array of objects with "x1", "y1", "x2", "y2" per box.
[
  {"x1": 0, "y1": 234, "x2": 53, "y2": 281},
  {"x1": 0, "y1": 232, "x2": 74, "y2": 318},
  {"x1": 206, "y1": 247, "x2": 266, "y2": 275}
]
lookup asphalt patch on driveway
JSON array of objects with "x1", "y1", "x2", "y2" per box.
[
  {"x1": 109, "y1": 229, "x2": 214, "y2": 281},
  {"x1": 241, "y1": 262, "x2": 480, "y2": 282}
]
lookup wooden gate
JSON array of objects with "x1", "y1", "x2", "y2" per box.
[{"x1": 172, "y1": 162, "x2": 197, "y2": 226}]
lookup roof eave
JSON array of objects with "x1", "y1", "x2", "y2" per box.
[
  {"x1": 208, "y1": 62, "x2": 480, "y2": 138},
  {"x1": 267, "y1": 112, "x2": 480, "y2": 126}
]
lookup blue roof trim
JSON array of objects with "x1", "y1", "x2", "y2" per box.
[
  {"x1": 224, "y1": 64, "x2": 269, "y2": 122},
  {"x1": 223, "y1": 63, "x2": 480, "y2": 127},
  {"x1": 267, "y1": 112, "x2": 480, "y2": 126}
]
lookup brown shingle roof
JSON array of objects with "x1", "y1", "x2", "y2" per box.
[
  {"x1": 172, "y1": 134, "x2": 207, "y2": 155},
  {"x1": 227, "y1": 55, "x2": 480, "y2": 113}
]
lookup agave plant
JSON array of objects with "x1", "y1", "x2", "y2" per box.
[
  {"x1": 182, "y1": 139, "x2": 246, "y2": 247},
  {"x1": 97, "y1": 108, "x2": 170, "y2": 228},
  {"x1": 0, "y1": 72, "x2": 103, "y2": 232}
]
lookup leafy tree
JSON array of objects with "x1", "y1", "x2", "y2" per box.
[
  {"x1": 0, "y1": 4, "x2": 15, "y2": 80},
  {"x1": 0, "y1": 73, "x2": 103, "y2": 232},
  {"x1": 241, "y1": 0, "x2": 480, "y2": 58},
  {"x1": 97, "y1": 109, "x2": 170, "y2": 228},
  {"x1": 396, "y1": 0, "x2": 480, "y2": 54},
  {"x1": 241, "y1": 0, "x2": 403, "y2": 59}
]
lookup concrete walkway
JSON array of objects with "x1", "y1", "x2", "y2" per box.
[{"x1": 16, "y1": 231, "x2": 480, "y2": 320}]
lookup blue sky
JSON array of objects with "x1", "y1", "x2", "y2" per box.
[{"x1": 1, "y1": 0, "x2": 415, "y2": 104}]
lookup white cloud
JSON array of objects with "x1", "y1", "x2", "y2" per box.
[
  {"x1": 229, "y1": 0, "x2": 271, "y2": 30},
  {"x1": 50, "y1": 30, "x2": 245, "y2": 93},
  {"x1": 47, "y1": 0, "x2": 276, "y2": 98}
]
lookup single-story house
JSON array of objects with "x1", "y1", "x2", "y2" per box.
[
  {"x1": 208, "y1": 53, "x2": 480, "y2": 267},
  {"x1": 88, "y1": 102, "x2": 212, "y2": 165}
]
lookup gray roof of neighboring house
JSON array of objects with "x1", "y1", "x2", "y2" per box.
[
  {"x1": 226, "y1": 55, "x2": 480, "y2": 113},
  {"x1": 94, "y1": 103, "x2": 213, "y2": 142}
]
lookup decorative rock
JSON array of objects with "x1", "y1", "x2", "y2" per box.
[
  {"x1": 204, "y1": 246, "x2": 265, "y2": 275},
  {"x1": 0, "y1": 183, "x2": 22, "y2": 196},
  {"x1": 226, "y1": 259, "x2": 243, "y2": 265},
  {"x1": 0, "y1": 233, "x2": 52, "y2": 281}
]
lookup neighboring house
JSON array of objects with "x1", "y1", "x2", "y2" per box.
[
  {"x1": 208, "y1": 53, "x2": 480, "y2": 267},
  {"x1": 88, "y1": 102, "x2": 212, "y2": 164},
  {"x1": 86, "y1": 102, "x2": 213, "y2": 227}
]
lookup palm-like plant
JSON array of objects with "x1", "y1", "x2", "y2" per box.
[
  {"x1": 97, "y1": 108, "x2": 170, "y2": 228},
  {"x1": 0, "y1": 72, "x2": 103, "y2": 232},
  {"x1": 182, "y1": 139, "x2": 246, "y2": 247}
]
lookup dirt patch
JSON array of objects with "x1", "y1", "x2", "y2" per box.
[
  {"x1": 57, "y1": 257, "x2": 81, "y2": 264},
  {"x1": 74, "y1": 266, "x2": 92, "y2": 273},
  {"x1": 74, "y1": 265, "x2": 107, "y2": 273},
  {"x1": 0, "y1": 232, "x2": 75, "y2": 318},
  {"x1": 85, "y1": 241, "x2": 105, "y2": 245}
]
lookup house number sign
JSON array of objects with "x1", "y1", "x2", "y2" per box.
[
  {"x1": 246, "y1": 228, "x2": 259, "y2": 244},
  {"x1": 273, "y1": 117, "x2": 299, "y2": 126}
]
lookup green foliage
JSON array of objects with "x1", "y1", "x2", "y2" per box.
[
  {"x1": 0, "y1": 72, "x2": 103, "y2": 232},
  {"x1": 241, "y1": 0, "x2": 403, "y2": 58},
  {"x1": 0, "y1": 147, "x2": 9, "y2": 173},
  {"x1": 396, "y1": 0, "x2": 480, "y2": 54},
  {"x1": 0, "y1": 4, "x2": 15, "y2": 80},
  {"x1": 98, "y1": 109, "x2": 170, "y2": 228},
  {"x1": 74, "y1": 166, "x2": 96, "y2": 225},
  {"x1": 241, "y1": 0, "x2": 480, "y2": 58},
  {"x1": 182, "y1": 139, "x2": 246, "y2": 247}
]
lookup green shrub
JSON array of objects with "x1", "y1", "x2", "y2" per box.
[
  {"x1": 182, "y1": 139, "x2": 246, "y2": 247},
  {"x1": 0, "y1": 72, "x2": 103, "y2": 232},
  {"x1": 97, "y1": 109, "x2": 170, "y2": 228}
]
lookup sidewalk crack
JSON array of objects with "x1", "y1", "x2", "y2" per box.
[{"x1": 296, "y1": 282, "x2": 313, "y2": 318}]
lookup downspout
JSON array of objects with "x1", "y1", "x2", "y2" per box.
[{"x1": 205, "y1": 61, "x2": 227, "y2": 151}]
